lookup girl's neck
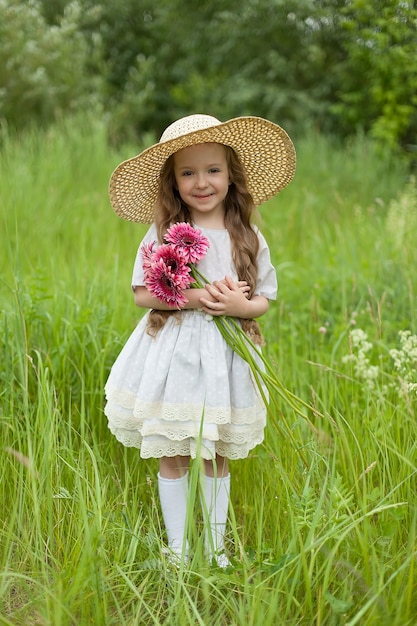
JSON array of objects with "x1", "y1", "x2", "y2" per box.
[{"x1": 191, "y1": 213, "x2": 225, "y2": 230}]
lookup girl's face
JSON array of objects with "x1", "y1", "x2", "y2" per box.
[{"x1": 173, "y1": 143, "x2": 230, "y2": 227}]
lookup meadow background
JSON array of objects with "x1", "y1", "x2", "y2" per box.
[{"x1": 0, "y1": 115, "x2": 416, "y2": 625}]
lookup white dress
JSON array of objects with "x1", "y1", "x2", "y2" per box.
[{"x1": 104, "y1": 224, "x2": 277, "y2": 460}]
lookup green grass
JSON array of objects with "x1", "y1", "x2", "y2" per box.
[{"x1": 1, "y1": 116, "x2": 416, "y2": 625}]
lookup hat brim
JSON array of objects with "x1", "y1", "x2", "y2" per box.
[{"x1": 109, "y1": 116, "x2": 296, "y2": 223}]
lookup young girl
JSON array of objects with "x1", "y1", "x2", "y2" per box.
[{"x1": 104, "y1": 114, "x2": 295, "y2": 567}]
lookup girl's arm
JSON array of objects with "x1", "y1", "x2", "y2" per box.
[
  {"x1": 133, "y1": 285, "x2": 218, "y2": 310},
  {"x1": 200, "y1": 276, "x2": 269, "y2": 319}
]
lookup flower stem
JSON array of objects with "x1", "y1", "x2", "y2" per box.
[{"x1": 191, "y1": 266, "x2": 322, "y2": 464}]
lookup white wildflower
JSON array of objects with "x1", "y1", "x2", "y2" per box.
[
  {"x1": 389, "y1": 330, "x2": 417, "y2": 398},
  {"x1": 343, "y1": 328, "x2": 379, "y2": 391}
]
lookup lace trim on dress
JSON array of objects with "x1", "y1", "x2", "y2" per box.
[
  {"x1": 107, "y1": 418, "x2": 264, "y2": 441},
  {"x1": 104, "y1": 393, "x2": 264, "y2": 426},
  {"x1": 107, "y1": 427, "x2": 264, "y2": 460}
]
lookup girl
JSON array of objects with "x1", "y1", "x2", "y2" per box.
[{"x1": 104, "y1": 114, "x2": 295, "y2": 567}]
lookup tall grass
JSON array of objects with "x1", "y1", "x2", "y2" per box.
[{"x1": 1, "y1": 116, "x2": 416, "y2": 624}]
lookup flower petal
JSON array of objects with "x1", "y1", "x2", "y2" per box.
[{"x1": 165, "y1": 222, "x2": 210, "y2": 264}]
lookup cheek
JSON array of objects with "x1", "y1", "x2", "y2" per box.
[
  {"x1": 177, "y1": 178, "x2": 192, "y2": 195},
  {"x1": 175, "y1": 182, "x2": 189, "y2": 201}
]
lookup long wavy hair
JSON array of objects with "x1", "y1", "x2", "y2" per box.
[{"x1": 147, "y1": 144, "x2": 264, "y2": 344}]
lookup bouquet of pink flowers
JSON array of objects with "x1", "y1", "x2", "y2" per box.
[
  {"x1": 142, "y1": 222, "x2": 210, "y2": 309},
  {"x1": 141, "y1": 222, "x2": 318, "y2": 463}
]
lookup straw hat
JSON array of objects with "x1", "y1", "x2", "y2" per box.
[{"x1": 109, "y1": 114, "x2": 296, "y2": 223}]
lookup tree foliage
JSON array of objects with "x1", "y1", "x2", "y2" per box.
[
  {"x1": 1, "y1": 0, "x2": 416, "y2": 155},
  {"x1": 0, "y1": 0, "x2": 102, "y2": 128},
  {"x1": 335, "y1": 0, "x2": 417, "y2": 150}
]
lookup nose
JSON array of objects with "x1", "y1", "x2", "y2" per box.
[{"x1": 195, "y1": 172, "x2": 208, "y2": 188}]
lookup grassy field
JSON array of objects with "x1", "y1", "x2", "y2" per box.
[{"x1": 1, "y1": 116, "x2": 416, "y2": 625}]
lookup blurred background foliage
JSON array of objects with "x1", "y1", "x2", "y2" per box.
[{"x1": 0, "y1": 0, "x2": 416, "y2": 156}]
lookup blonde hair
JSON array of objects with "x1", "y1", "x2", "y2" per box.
[{"x1": 147, "y1": 144, "x2": 264, "y2": 343}]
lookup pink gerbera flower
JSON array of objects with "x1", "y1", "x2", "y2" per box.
[
  {"x1": 145, "y1": 258, "x2": 188, "y2": 309},
  {"x1": 164, "y1": 222, "x2": 210, "y2": 264},
  {"x1": 152, "y1": 244, "x2": 193, "y2": 287},
  {"x1": 141, "y1": 241, "x2": 156, "y2": 278}
]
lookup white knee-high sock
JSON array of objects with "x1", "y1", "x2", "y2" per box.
[
  {"x1": 200, "y1": 473, "x2": 230, "y2": 556},
  {"x1": 158, "y1": 472, "x2": 189, "y2": 557}
]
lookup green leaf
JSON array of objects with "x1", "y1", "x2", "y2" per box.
[{"x1": 324, "y1": 591, "x2": 353, "y2": 614}]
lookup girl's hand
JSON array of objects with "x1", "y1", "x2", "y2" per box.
[
  {"x1": 200, "y1": 276, "x2": 253, "y2": 318},
  {"x1": 219, "y1": 278, "x2": 250, "y2": 299}
]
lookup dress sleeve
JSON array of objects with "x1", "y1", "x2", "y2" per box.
[
  {"x1": 131, "y1": 223, "x2": 158, "y2": 289},
  {"x1": 255, "y1": 228, "x2": 278, "y2": 300}
]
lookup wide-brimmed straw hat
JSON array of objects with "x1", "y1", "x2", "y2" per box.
[{"x1": 109, "y1": 114, "x2": 296, "y2": 223}]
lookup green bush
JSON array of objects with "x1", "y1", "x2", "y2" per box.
[
  {"x1": 1, "y1": 0, "x2": 417, "y2": 154},
  {"x1": 333, "y1": 0, "x2": 417, "y2": 152},
  {"x1": 0, "y1": 0, "x2": 103, "y2": 129}
]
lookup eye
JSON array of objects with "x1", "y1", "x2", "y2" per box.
[
  {"x1": 209, "y1": 168, "x2": 220, "y2": 173},
  {"x1": 181, "y1": 170, "x2": 193, "y2": 177}
]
